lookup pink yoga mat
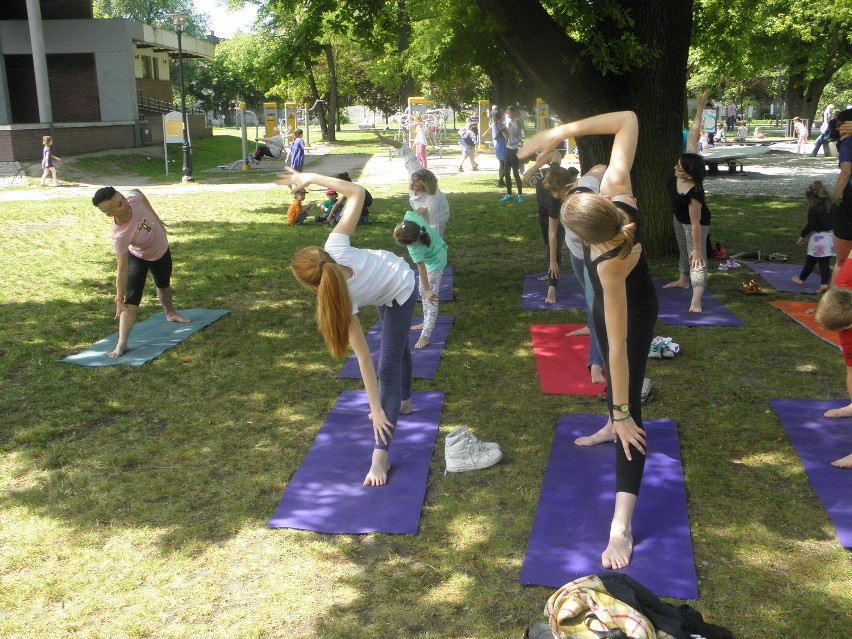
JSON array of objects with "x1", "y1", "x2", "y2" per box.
[{"x1": 530, "y1": 324, "x2": 606, "y2": 396}]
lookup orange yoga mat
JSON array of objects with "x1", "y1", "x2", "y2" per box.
[
  {"x1": 530, "y1": 324, "x2": 607, "y2": 395},
  {"x1": 770, "y1": 300, "x2": 840, "y2": 349}
]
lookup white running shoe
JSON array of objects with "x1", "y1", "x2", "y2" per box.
[
  {"x1": 445, "y1": 429, "x2": 502, "y2": 473},
  {"x1": 445, "y1": 426, "x2": 500, "y2": 452}
]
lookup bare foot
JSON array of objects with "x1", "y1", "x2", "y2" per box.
[
  {"x1": 107, "y1": 345, "x2": 128, "y2": 358},
  {"x1": 414, "y1": 335, "x2": 431, "y2": 349},
  {"x1": 575, "y1": 421, "x2": 613, "y2": 446},
  {"x1": 363, "y1": 449, "x2": 390, "y2": 486},
  {"x1": 824, "y1": 403, "x2": 852, "y2": 418},
  {"x1": 167, "y1": 312, "x2": 192, "y2": 323},
  {"x1": 566, "y1": 326, "x2": 590, "y2": 337},
  {"x1": 663, "y1": 278, "x2": 690, "y2": 289},
  {"x1": 536, "y1": 274, "x2": 549, "y2": 281},
  {"x1": 818, "y1": 284, "x2": 829, "y2": 293},
  {"x1": 410, "y1": 323, "x2": 424, "y2": 330},
  {"x1": 545, "y1": 286, "x2": 557, "y2": 304},
  {"x1": 601, "y1": 527, "x2": 634, "y2": 569},
  {"x1": 400, "y1": 398, "x2": 413, "y2": 415},
  {"x1": 590, "y1": 364, "x2": 606, "y2": 384},
  {"x1": 831, "y1": 453, "x2": 852, "y2": 468},
  {"x1": 791, "y1": 276, "x2": 804, "y2": 285},
  {"x1": 688, "y1": 302, "x2": 703, "y2": 313}
]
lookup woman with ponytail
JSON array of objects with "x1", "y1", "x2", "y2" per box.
[
  {"x1": 283, "y1": 170, "x2": 416, "y2": 487},
  {"x1": 521, "y1": 111, "x2": 658, "y2": 571},
  {"x1": 394, "y1": 210, "x2": 448, "y2": 349}
]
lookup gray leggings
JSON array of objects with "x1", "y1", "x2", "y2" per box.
[
  {"x1": 672, "y1": 220, "x2": 709, "y2": 288},
  {"x1": 374, "y1": 289, "x2": 416, "y2": 450}
]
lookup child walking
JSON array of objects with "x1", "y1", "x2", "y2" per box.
[
  {"x1": 393, "y1": 210, "x2": 448, "y2": 349},
  {"x1": 458, "y1": 120, "x2": 478, "y2": 171},
  {"x1": 793, "y1": 180, "x2": 835, "y2": 292},
  {"x1": 40, "y1": 135, "x2": 61, "y2": 186}
]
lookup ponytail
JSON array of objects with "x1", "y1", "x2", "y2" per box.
[
  {"x1": 291, "y1": 247, "x2": 352, "y2": 359},
  {"x1": 562, "y1": 192, "x2": 637, "y2": 260},
  {"x1": 393, "y1": 218, "x2": 431, "y2": 247}
]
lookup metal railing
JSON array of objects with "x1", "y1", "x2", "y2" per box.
[{"x1": 137, "y1": 95, "x2": 203, "y2": 115}]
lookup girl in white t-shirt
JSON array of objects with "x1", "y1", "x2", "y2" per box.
[{"x1": 283, "y1": 170, "x2": 417, "y2": 487}]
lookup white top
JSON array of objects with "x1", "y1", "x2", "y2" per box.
[
  {"x1": 414, "y1": 124, "x2": 427, "y2": 146},
  {"x1": 564, "y1": 175, "x2": 601, "y2": 259},
  {"x1": 325, "y1": 233, "x2": 415, "y2": 314},
  {"x1": 398, "y1": 146, "x2": 451, "y2": 236}
]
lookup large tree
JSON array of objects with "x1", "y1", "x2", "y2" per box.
[
  {"x1": 93, "y1": 0, "x2": 209, "y2": 37},
  {"x1": 475, "y1": 0, "x2": 694, "y2": 256}
]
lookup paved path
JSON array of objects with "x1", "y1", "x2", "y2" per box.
[{"x1": 0, "y1": 142, "x2": 837, "y2": 202}]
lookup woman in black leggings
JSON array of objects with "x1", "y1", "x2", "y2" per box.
[{"x1": 521, "y1": 111, "x2": 658, "y2": 571}]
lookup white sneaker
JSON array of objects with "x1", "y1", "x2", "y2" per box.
[
  {"x1": 445, "y1": 430, "x2": 502, "y2": 473},
  {"x1": 445, "y1": 426, "x2": 500, "y2": 452}
]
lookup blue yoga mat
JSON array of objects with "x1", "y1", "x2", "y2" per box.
[
  {"x1": 655, "y1": 280, "x2": 742, "y2": 327},
  {"x1": 521, "y1": 273, "x2": 586, "y2": 311},
  {"x1": 61, "y1": 309, "x2": 230, "y2": 367},
  {"x1": 747, "y1": 262, "x2": 823, "y2": 294},
  {"x1": 339, "y1": 315, "x2": 454, "y2": 380},
  {"x1": 769, "y1": 399, "x2": 852, "y2": 548},
  {"x1": 520, "y1": 414, "x2": 698, "y2": 600},
  {"x1": 268, "y1": 390, "x2": 442, "y2": 534}
]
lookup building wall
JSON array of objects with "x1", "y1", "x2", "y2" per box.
[
  {"x1": 0, "y1": 122, "x2": 135, "y2": 163},
  {"x1": 136, "y1": 78, "x2": 173, "y2": 103}
]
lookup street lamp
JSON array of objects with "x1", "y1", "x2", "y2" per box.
[{"x1": 168, "y1": 12, "x2": 194, "y2": 182}]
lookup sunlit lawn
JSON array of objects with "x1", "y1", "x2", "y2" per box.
[{"x1": 0, "y1": 147, "x2": 850, "y2": 637}]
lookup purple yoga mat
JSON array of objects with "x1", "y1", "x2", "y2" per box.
[
  {"x1": 520, "y1": 414, "x2": 698, "y2": 600},
  {"x1": 338, "y1": 315, "x2": 454, "y2": 379},
  {"x1": 747, "y1": 262, "x2": 823, "y2": 294},
  {"x1": 521, "y1": 273, "x2": 586, "y2": 311},
  {"x1": 768, "y1": 399, "x2": 852, "y2": 548},
  {"x1": 268, "y1": 390, "x2": 442, "y2": 534},
  {"x1": 414, "y1": 266, "x2": 454, "y2": 301},
  {"x1": 655, "y1": 280, "x2": 743, "y2": 327}
]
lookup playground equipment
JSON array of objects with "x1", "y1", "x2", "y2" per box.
[
  {"x1": 535, "y1": 98, "x2": 550, "y2": 132},
  {"x1": 389, "y1": 102, "x2": 448, "y2": 158}
]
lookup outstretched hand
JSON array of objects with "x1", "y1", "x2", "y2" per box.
[
  {"x1": 518, "y1": 128, "x2": 562, "y2": 162},
  {"x1": 274, "y1": 168, "x2": 311, "y2": 191},
  {"x1": 371, "y1": 408, "x2": 395, "y2": 446},
  {"x1": 613, "y1": 416, "x2": 646, "y2": 461}
]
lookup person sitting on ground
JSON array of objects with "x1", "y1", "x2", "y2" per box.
[
  {"x1": 715, "y1": 123, "x2": 726, "y2": 142},
  {"x1": 753, "y1": 126, "x2": 766, "y2": 140},
  {"x1": 793, "y1": 180, "x2": 835, "y2": 292},
  {"x1": 287, "y1": 187, "x2": 313, "y2": 225},
  {"x1": 735, "y1": 121, "x2": 748, "y2": 141},
  {"x1": 254, "y1": 128, "x2": 286, "y2": 162},
  {"x1": 393, "y1": 210, "x2": 448, "y2": 349},
  {"x1": 325, "y1": 172, "x2": 373, "y2": 226},
  {"x1": 373, "y1": 132, "x2": 451, "y2": 236},
  {"x1": 91, "y1": 187, "x2": 191, "y2": 358},
  {"x1": 315, "y1": 189, "x2": 339, "y2": 224}
]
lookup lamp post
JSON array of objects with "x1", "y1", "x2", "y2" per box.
[{"x1": 169, "y1": 13, "x2": 194, "y2": 182}]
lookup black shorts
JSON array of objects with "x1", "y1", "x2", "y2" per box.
[
  {"x1": 834, "y1": 182, "x2": 852, "y2": 240},
  {"x1": 124, "y1": 248, "x2": 172, "y2": 306}
]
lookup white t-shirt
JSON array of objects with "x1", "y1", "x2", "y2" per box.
[
  {"x1": 324, "y1": 233, "x2": 415, "y2": 314},
  {"x1": 398, "y1": 146, "x2": 451, "y2": 236},
  {"x1": 564, "y1": 175, "x2": 601, "y2": 260}
]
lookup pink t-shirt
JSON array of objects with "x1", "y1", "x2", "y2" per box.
[{"x1": 111, "y1": 191, "x2": 169, "y2": 261}]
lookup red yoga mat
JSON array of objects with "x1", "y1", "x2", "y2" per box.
[
  {"x1": 530, "y1": 324, "x2": 607, "y2": 395},
  {"x1": 770, "y1": 300, "x2": 840, "y2": 350}
]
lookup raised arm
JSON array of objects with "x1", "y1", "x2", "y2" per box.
[
  {"x1": 373, "y1": 131, "x2": 403, "y2": 149},
  {"x1": 520, "y1": 112, "x2": 638, "y2": 198},
  {"x1": 275, "y1": 169, "x2": 365, "y2": 237},
  {"x1": 686, "y1": 89, "x2": 709, "y2": 154}
]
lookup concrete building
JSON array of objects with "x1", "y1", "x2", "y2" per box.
[{"x1": 0, "y1": 0, "x2": 214, "y2": 164}]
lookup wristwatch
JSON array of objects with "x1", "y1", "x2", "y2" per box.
[{"x1": 614, "y1": 403, "x2": 630, "y2": 414}]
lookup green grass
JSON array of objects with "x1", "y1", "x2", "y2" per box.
[{"x1": 0, "y1": 147, "x2": 850, "y2": 638}]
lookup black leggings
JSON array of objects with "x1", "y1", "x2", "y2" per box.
[
  {"x1": 799, "y1": 255, "x2": 832, "y2": 285},
  {"x1": 502, "y1": 148, "x2": 523, "y2": 195},
  {"x1": 125, "y1": 248, "x2": 173, "y2": 306},
  {"x1": 592, "y1": 278, "x2": 658, "y2": 495}
]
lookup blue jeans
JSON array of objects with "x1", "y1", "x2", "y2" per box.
[
  {"x1": 570, "y1": 252, "x2": 603, "y2": 369},
  {"x1": 811, "y1": 131, "x2": 830, "y2": 156}
]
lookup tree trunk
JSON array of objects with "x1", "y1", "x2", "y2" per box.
[
  {"x1": 306, "y1": 62, "x2": 328, "y2": 140},
  {"x1": 397, "y1": 0, "x2": 415, "y2": 108},
  {"x1": 324, "y1": 44, "x2": 338, "y2": 142},
  {"x1": 474, "y1": 0, "x2": 694, "y2": 258}
]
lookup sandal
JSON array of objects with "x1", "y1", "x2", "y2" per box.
[{"x1": 740, "y1": 279, "x2": 765, "y2": 295}]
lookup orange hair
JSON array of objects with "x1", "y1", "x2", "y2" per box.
[{"x1": 291, "y1": 247, "x2": 352, "y2": 358}]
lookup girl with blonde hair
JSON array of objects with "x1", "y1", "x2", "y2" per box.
[
  {"x1": 521, "y1": 111, "x2": 658, "y2": 570},
  {"x1": 283, "y1": 170, "x2": 416, "y2": 487}
]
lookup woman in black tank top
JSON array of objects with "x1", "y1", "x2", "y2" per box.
[{"x1": 521, "y1": 111, "x2": 658, "y2": 571}]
